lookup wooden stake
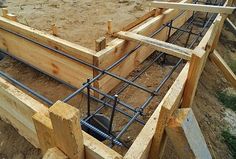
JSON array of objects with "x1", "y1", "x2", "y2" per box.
[
  {"x1": 2, "y1": 8, "x2": 8, "y2": 18},
  {"x1": 6, "y1": 13, "x2": 18, "y2": 22},
  {"x1": 49, "y1": 101, "x2": 84, "y2": 159},
  {"x1": 107, "y1": 20, "x2": 112, "y2": 35},
  {"x1": 33, "y1": 112, "x2": 56, "y2": 154},
  {"x1": 181, "y1": 47, "x2": 207, "y2": 108},
  {"x1": 51, "y1": 24, "x2": 58, "y2": 36},
  {"x1": 95, "y1": 37, "x2": 106, "y2": 52},
  {"x1": 166, "y1": 108, "x2": 212, "y2": 159}
]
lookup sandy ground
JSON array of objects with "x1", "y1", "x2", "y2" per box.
[{"x1": 0, "y1": 0, "x2": 235, "y2": 159}]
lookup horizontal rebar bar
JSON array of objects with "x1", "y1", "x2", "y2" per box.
[{"x1": 0, "y1": 71, "x2": 53, "y2": 105}]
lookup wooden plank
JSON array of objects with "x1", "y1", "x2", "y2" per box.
[
  {"x1": 95, "y1": 0, "x2": 193, "y2": 94},
  {"x1": 117, "y1": 31, "x2": 192, "y2": 60},
  {"x1": 33, "y1": 112, "x2": 56, "y2": 154},
  {"x1": 43, "y1": 147, "x2": 68, "y2": 159},
  {"x1": 152, "y1": 1, "x2": 235, "y2": 14},
  {"x1": 0, "y1": 77, "x2": 48, "y2": 147},
  {"x1": 83, "y1": 132, "x2": 123, "y2": 159},
  {"x1": 0, "y1": 17, "x2": 95, "y2": 88},
  {"x1": 182, "y1": 47, "x2": 207, "y2": 108},
  {"x1": 166, "y1": 108, "x2": 212, "y2": 159},
  {"x1": 0, "y1": 17, "x2": 95, "y2": 61},
  {"x1": 124, "y1": 63, "x2": 189, "y2": 159},
  {"x1": 49, "y1": 101, "x2": 85, "y2": 159},
  {"x1": 209, "y1": 50, "x2": 236, "y2": 88}
]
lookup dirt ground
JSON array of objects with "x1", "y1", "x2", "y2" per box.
[{"x1": 0, "y1": 0, "x2": 235, "y2": 159}]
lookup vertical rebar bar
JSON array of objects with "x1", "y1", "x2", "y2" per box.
[
  {"x1": 87, "y1": 79, "x2": 91, "y2": 117},
  {"x1": 185, "y1": 26, "x2": 193, "y2": 47},
  {"x1": 108, "y1": 94, "x2": 118, "y2": 134}
]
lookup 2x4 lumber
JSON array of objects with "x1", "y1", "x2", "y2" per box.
[
  {"x1": 95, "y1": 0, "x2": 193, "y2": 94},
  {"x1": 209, "y1": 50, "x2": 236, "y2": 88},
  {"x1": 43, "y1": 148, "x2": 68, "y2": 159},
  {"x1": 49, "y1": 101, "x2": 84, "y2": 159},
  {"x1": 117, "y1": 31, "x2": 192, "y2": 60},
  {"x1": 166, "y1": 108, "x2": 212, "y2": 159},
  {"x1": 124, "y1": 63, "x2": 189, "y2": 159},
  {"x1": 0, "y1": 17, "x2": 94, "y2": 88},
  {"x1": 0, "y1": 77, "x2": 48, "y2": 147},
  {"x1": 151, "y1": 1, "x2": 235, "y2": 14},
  {"x1": 33, "y1": 112, "x2": 56, "y2": 154},
  {"x1": 148, "y1": 63, "x2": 190, "y2": 159},
  {"x1": 182, "y1": 47, "x2": 207, "y2": 108}
]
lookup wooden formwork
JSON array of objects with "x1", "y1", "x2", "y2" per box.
[{"x1": 0, "y1": 0, "x2": 235, "y2": 158}]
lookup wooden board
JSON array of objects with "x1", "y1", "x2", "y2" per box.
[
  {"x1": 0, "y1": 77, "x2": 48, "y2": 147},
  {"x1": 95, "y1": 0, "x2": 193, "y2": 94},
  {"x1": 117, "y1": 31, "x2": 192, "y2": 60},
  {"x1": 152, "y1": 1, "x2": 235, "y2": 14},
  {"x1": 0, "y1": 17, "x2": 95, "y2": 88}
]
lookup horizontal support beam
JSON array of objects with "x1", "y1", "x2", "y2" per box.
[
  {"x1": 151, "y1": 1, "x2": 235, "y2": 14},
  {"x1": 117, "y1": 31, "x2": 192, "y2": 60}
]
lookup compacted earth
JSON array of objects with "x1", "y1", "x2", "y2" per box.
[{"x1": 0, "y1": 0, "x2": 235, "y2": 159}]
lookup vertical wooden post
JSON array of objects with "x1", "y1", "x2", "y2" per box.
[
  {"x1": 181, "y1": 47, "x2": 207, "y2": 108},
  {"x1": 49, "y1": 101, "x2": 85, "y2": 159},
  {"x1": 33, "y1": 112, "x2": 56, "y2": 154},
  {"x1": 155, "y1": 8, "x2": 164, "y2": 16},
  {"x1": 107, "y1": 20, "x2": 112, "y2": 35},
  {"x1": 6, "y1": 13, "x2": 18, "y2": 22},
  {"x1": 209, "y1": 15, "x2": 226, "y2": 52},
  {"x1": 51, "y1": 24, "x2": 58, "y2": 36},
  {"x1": 166, "y1": 108, "x2": 212, "y2": 159},
  {"x1": 2, "y1": 8, "x2": 8, "y2": 18},
  {"x1": 95, "y1": 37, "x2": 106, "y2": 52}
]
